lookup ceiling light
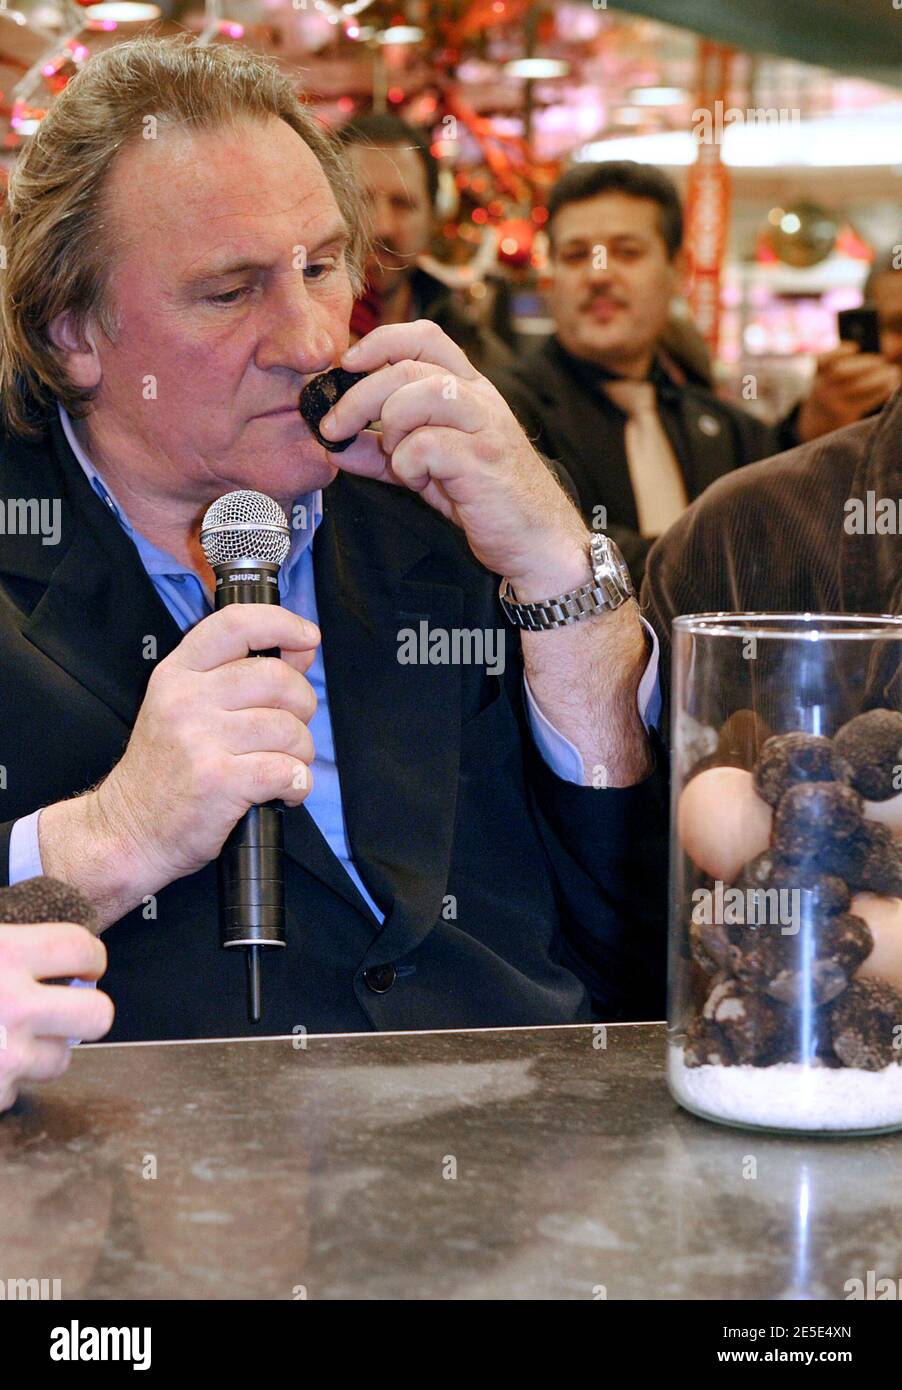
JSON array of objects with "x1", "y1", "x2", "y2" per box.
[
  {"x1": 626, "y1": 87, "x2": 687, "y2": 106},
  {"x1": 84, "y1": 2, "x2": 161, "y2": 20},
  {"x1": 503, "y1": 58, "x2": 570, "y2": 79},
  {"x1": 576, "y1": 116, "x2": 902, "y2": 169},
  {"x1": 377, "y1": 25, "x2": 424, "y2": 44}
]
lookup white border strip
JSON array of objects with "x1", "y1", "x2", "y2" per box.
[{"x1": 84, "y1": 1018, "x2": 665, "y2": 1050}]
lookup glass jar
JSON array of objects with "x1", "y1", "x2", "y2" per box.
[{"x1": 667, "y1": 614, "x2": 902, "y2": 1135}]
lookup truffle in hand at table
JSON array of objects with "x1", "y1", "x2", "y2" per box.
[
  {"x1": 0, "y1": 875, "x2": 100, "y2": 986},
  {"x1": 0, "y1": 875, "x2": 98, "y2": 933},
  {"x1": 298, "y1": 367, "x2": 368, "y2": 452}
]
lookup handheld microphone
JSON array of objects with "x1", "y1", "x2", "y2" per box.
[{"x1": 200, "y1": 490, "x2": 291, "y2": 1025}]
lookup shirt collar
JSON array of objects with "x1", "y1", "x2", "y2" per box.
[
  {"x1": 57, "y1": 401, "x2": 322, "y2": 588},
  {"x1": 551, "y1": 336, "x2": 676, "y2": 401}
]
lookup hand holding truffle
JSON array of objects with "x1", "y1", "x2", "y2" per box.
[
  {"x1": 314, "y1": 321, "x2": 592, "y2": 598},
  {"x1": 0, "y1": 877, "x2": 114, "y2": 1112},
  {"x1": 308, "y1": 321, "x2": 651, "y2": 788}
]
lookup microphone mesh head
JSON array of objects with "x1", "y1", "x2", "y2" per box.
[{"x1": 200, "y1": 490, "x2": 291, "y2": 568}]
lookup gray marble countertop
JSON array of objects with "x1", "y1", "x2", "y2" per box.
[{"x1": 1, "y1": 1021, "x2": 899, "y2": 1300}]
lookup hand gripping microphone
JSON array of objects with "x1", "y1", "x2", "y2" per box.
[{"x1": 200, "y1": 490, "x2": 291, "y2": 1025}]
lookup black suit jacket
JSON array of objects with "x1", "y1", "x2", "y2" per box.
[
  {"x1": 0, "y1": 409, "x2": 668, "y2": 1041},
  {"x1": 491, "y1": 335, "x2": 797, "y2": 587}
]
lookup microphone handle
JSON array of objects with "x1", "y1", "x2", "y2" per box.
[{"x1": 213, "y1": 560, "x2": 287, "y2": 1021}]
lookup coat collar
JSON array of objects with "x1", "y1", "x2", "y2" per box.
[{"x1": 527, "y1": 334, "x2": 739, "y2": 503}]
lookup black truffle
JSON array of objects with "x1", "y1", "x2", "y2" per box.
[
  {"x1": 753, "y1": 732, "x2": 851, "y2": 808},
  {"x1": 0, "y1": 876, "x2": 99, "y2": 986},
  {"x1": 767, "y1": 1005, "x2": 841, "y2": 1067},
  {"x1": 298, "y1": 368, "x2": 368, "y2": 452},
  {"x1": 830, "y1": 978, "x2": 902, "y2": 1071},
  {"x1": 716, "y1": 710, "x2": 772, "y2": 772},
  {"x1": 764, "y1": 913, "x2": 872, "y2": 1008},
  {"x1": 727, "y1": 911, "x2": 871, "y2": 1008},
  {"x1": 683, "y1": 1014, "x2": 735, "y2": 1067},
  {"x1": 773, "y1": 781, "x2": 863, "y2": 859},
  {"x1": 0, "y1": 875, "x2": 98, "y2": 932},
  {"x1": 829, "y1": 821, "x2": 902, "y2": 897},
  {"x1": 833, "y1": 710, "x2": 902, "y2": 802},
  {"x1": 737, "y1": 849, "x2": 782, "y2": 892},
  {"x1": 689, "y1": 915, "x2": 732, "y2": 975},
  {"x1": 702, "y1": 976, "x2": 787, "y2": 1063},
  {"x1": 738, "y1": 850, "x2": 851, "y2": 916}
]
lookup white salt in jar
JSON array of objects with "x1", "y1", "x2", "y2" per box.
[{"x1": 667, "y1": 614, "x2": 902, "y2": 1135}]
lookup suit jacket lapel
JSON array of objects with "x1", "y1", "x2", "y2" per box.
[
  {"x1": 314, "y1": 479, "x2": 464, "y2": 961},
  {"x1": 12, "y1": 413, "x2": 183, "y2": 729},
  {"x1": 670, "y1": 390, "x2": 737, "y2": 500},
  {"x1": 530, "y1": 339, "x2": 640, "y2": 530}
]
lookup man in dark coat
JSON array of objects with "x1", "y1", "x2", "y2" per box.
[
  {"x1": 493, "y1": 162, "x2": 900, "y2": 588},
  {"x1": 338, "y1": 113, "x2": 514, "y2": 380}
]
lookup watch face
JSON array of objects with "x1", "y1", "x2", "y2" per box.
[
  {"x1": 591, "y1": 534, "x2": 635, "y2": 599},
  {"x1": 612, "y1": 543, "x2": 635, "y2": 596}
]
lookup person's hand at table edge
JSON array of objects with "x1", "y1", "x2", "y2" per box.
[{"x1": 0, "y1": 923, "x2": 113, "y2": 1113}]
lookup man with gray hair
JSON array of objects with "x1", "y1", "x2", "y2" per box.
[{"x1": 0, "y1": 36, "x2": 666, "y2": 1082}]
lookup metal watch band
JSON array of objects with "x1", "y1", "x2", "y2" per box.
[{"x1": 498, "y1": 535, "x2": 634, "y2": 632}]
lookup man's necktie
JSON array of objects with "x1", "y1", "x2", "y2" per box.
[{"x1": 603, "y1": 378, "x2": 689, "y2": 538}]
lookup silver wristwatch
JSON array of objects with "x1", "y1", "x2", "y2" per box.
[{"x1": 498, "y1": 532, "x2": 635, "y2": 631}]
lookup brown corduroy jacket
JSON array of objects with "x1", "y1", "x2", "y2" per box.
[{"x1": 642, "y1": 387, "x2": 902, "y2": 720}]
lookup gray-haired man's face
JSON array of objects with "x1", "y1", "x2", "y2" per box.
[{"x1": 55, "y1": 116, "x2": 355, "y2": 511}]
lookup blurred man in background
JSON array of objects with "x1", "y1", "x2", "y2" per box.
[
  {"x1": 790, "y1": 247, "x2": 902, "y2": 442},
  {"x1": 338, "y1": 113, "x2": 513, "y2": 377},
  {"x1": 494, "y1": 162, "x2": 900, "y2": 586},
  {"x1": 869, "y1": 247, "x2": 902, "y2": 367}
]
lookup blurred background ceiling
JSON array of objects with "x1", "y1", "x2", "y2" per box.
[
  {"x1": 0, "y1": 0, "x2": 897, "y2": 176},
  {"x1": 612, "y1": 0, "x2": 902, "y2": 89}
]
